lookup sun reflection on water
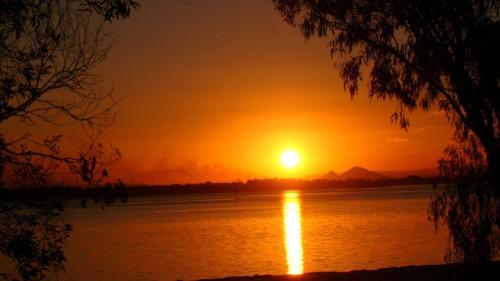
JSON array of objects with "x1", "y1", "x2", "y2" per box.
[{"x1": 283, "y1": 191, "x2": 304, "y2": 275}]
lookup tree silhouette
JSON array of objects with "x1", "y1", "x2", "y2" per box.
[
  {"x1": 429, "y1": 135, "x2": 499, "y2": 263},
  {"x1": 273, "y1": 0, "x2": 499, "y2": 262},
  {"x1": 0, "y1": 1, "x2": 138, "y2": 280},
  {"x1": 0, "y1": 0, "x2": 136, "y2": 126}
]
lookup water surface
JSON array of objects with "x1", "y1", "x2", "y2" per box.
[{"x1": 63, "y1": 185, "x2": 448, "y2": 280}]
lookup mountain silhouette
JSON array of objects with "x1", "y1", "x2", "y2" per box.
[
  {"x1": 322, "y1": 170, "x2": 340, "y2": 180},
  {"x1": 307, "y1": 166, "x2": 437, "y2": 181},
  {"x1": 308, "y1": 166, "x2": 386, "y2": 180},
  {"x1": 340, "y1": 166, "x2": 386, "y2": 180}
]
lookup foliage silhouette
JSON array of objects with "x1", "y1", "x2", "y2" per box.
[
  {"x1": 273, "y1": 0, "x2": 499, "y2": 262},
  {"x1": 429, "y1": 136, "x2": 499, "y2": 263},
  {"x1": 0, "y1": 0, "x2": 138, "y2": 280},
  {"x1": 0, "y1": 196, "x2": 72, "y2": 281}
]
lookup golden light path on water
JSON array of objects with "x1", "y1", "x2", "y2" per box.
[{"x1": 283, "y1": 191, "x2": 304, "y2": 275}]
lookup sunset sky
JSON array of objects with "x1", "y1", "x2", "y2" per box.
[{"x1": 7, "y1": 0, "x2": 453, "y2": 184}]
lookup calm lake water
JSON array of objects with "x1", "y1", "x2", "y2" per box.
[{"x1": 63, "y1": 185, "x2": 448, "y2": 280}]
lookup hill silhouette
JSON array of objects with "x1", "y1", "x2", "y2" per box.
[
  {"x1": 322, "y1": 170, "x2": 340, "y2": 180},
  {"x1": 309, "y1": 166, "x2": 438, "y2": 180},
  {"x1": 310, "y1": 166, "x2": 386, "y2": 180},
  {"x1": 341, "y1": 166, "x2": 386, "y2": 180}
]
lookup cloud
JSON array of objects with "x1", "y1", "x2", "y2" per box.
[
  {"x1": 108, "y1": 157, "x2": 256, "y2": 185},
  {"x1": 413, "y1": 127, "x2": 428, "y2": 132},
  {"x1": 386, "y1": 137, "x2": 410, "y2": 143}
]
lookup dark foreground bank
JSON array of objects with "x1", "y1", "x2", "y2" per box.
[{"x1": 200, "y1": 262, "x2": 500, "y2": 281}]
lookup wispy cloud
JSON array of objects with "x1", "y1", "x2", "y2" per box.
[
  {"x1": 386, "y1": 137, "x2": 410, "y2": 143},
  {"x1": 108, "y1": 156, "x2": 257, "y2": 185},
  {"x1": 413, "y1": 127, "x2": 428, "y2": 132},
  {"x1": 431, "y1": 110, "x2": 445, "y2": 116}
]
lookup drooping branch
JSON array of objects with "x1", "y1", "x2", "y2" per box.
[{"x1": 273, "y1": 0, "x2": 499, "y2": 145}]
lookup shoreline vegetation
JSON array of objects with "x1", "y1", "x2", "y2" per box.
[
  {"x1": 200, "y1": 262, "x2": 500, "y2": 281},
  {"x1": 0, "y1": 176, "x2": 443, "y2": 200}
]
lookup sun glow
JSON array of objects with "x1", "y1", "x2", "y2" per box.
[
  {"x1": 281, "y1": 150, "x2": 300, "y2": 168},
  {"x1": 283, "y1": 191, "x2": 304, "y2": 275}
]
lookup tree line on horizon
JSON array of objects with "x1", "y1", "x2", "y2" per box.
[{"x1": 1, "y1": 175, "x2": 442, "y2": 200}]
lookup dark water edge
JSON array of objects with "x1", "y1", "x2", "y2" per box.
[
  {"x1": 0, "y1": 177, "x2": 440, "y2": 201},
  {"x1": 200, "y1": 262, "x2": 500, "y2": 281}
]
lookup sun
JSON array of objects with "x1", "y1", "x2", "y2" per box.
[{"x1": 281, "y1": 150, "x2": 300, "y2": 168}]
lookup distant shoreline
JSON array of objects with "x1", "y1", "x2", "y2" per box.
[
  {"x1": 199, "y1": 262, "x2": 500, "y2": 281},
  {"x1": 0, "y1": 176, "x2": 443, "y2": 200}
]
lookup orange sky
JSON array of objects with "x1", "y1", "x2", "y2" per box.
[{"x1": 5, "y1": 0, "x2": 453, "y2": 184}]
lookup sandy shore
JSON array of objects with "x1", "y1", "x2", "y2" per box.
[{"x1": 200, "y1": 262, "x2": 500, "y2": 281}]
